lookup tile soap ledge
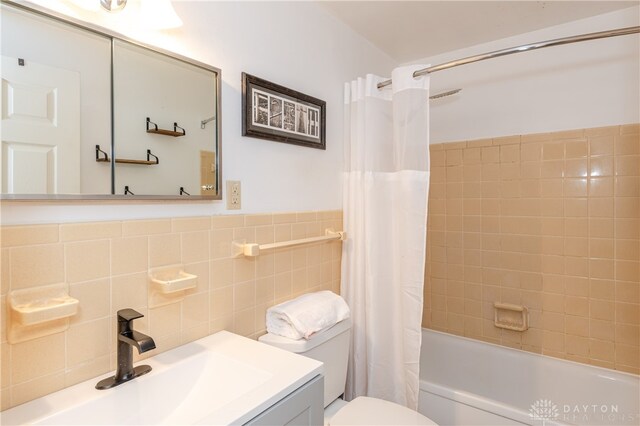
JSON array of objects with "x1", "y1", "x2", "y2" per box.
[
  {"x1": 8, "y1": 283, "x2": 79, "y2": 343},
  {"x1": 148, "y1": 265, "x2": 198, "y2": 308},
  {"x1": 150, "y1": 269, "x2": 198, "y2": 294},
  {"x1": 9, "y1": 284, "x2": 79, "y2": 325}
]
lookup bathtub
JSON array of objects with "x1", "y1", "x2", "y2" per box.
[{"x1": 418, "y1": 329, "x2": 639, "y2": 426}]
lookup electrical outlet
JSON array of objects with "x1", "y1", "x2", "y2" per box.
[{"x1": 226, "y1": 180, "x2": 241, "y2": 210}]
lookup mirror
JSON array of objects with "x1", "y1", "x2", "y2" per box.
[
  {"x1": 0, "y1": 3, "x2": 221, "y2": 200},
  {"x1": 1, "y1": 4, "x2": 112, "y2": 196},
  {"x1": 112, "y1": 40, "x2": 219, "y2": 197}
]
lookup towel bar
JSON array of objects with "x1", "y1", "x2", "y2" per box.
[{"x1": 237, "y1": 228, "x2": 345, "y2": 257}]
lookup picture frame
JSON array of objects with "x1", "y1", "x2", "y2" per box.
[{"x1": 242, "y1": 73, "x2": 326, "y2": 150}]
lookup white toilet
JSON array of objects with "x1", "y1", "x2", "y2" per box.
[{"x1": 259, "y1": 318, "x2": 437, "y2": 425}]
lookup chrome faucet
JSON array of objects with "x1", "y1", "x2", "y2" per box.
[{"x1": 96, "y1": 308, "x2": 156, "y2": 390}]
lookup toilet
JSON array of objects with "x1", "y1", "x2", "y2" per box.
[{"x1": 259, "y1": 318, "x2": 437, "y2": 425}]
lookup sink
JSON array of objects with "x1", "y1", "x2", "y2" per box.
[{"x1": 1, "y1": 331, "x2": 323, "y2": 425}]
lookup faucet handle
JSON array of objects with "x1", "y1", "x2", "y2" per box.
[{"x1": 117, "y1": 308, "x2": 144, "y2": 323}]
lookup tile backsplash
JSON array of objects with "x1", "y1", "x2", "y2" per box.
[
  {"x1": 423, "y1": 124, "x2": 639, "y2": 374},
  {"x1": 1, "y1": 125, "x2": 637, "y2": 411},
  {"x1": 0, "y1": 210, "x2": 342, "y2": 410}
]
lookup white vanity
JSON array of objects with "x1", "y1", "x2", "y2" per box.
[{"x1": 1, "y1": 331, "x2": 324, "y2": 425}]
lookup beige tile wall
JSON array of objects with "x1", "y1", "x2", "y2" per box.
[
  {"x1": 0, "y1": 210, "x2": 342, "y2": 410},
  {"x1": 423, "y1": 124, "x2": 639, "y2": 374}
]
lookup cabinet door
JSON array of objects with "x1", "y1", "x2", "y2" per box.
[{"x1": 245, "y1": 375, "x2": 324, "y2": 426}]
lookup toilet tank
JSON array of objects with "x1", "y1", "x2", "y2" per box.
[{"x1": 259, "y1": 318, "x2": 351, "y2": 408}]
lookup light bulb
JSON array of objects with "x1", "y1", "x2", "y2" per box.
[{"x1": 100, "y1": 0, "x2": 127, "y2": 12}]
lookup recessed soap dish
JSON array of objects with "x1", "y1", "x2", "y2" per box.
[{"x1": 494, "y1": 302, "x2": 529, "y2": 332}]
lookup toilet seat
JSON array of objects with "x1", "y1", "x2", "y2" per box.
[{"x1": 329, "y1": 397, "x2": 438, "y2": 425}]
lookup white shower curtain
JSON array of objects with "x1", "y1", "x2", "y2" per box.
[{"x1": 341, "y1": 65, "x2": 430, "y2": 410}]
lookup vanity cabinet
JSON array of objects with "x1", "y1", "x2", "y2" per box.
[{"x1": 246, "y1": 375, "x2": 324, "y2": 426}]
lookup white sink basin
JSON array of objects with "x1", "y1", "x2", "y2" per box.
[{"x1": 1, "y1": 331, "x2": 323, "y2": 425}]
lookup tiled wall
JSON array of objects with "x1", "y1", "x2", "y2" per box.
[
  {"x1": 423, "y1": 124, "x2": 639, "y2": 374},
  {"x1": 0, "y1": 210, "x2": 342, "y2": 410}
]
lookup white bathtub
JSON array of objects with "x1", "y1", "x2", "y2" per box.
[{"x1": 418, "y1": 329, "x2": 640, "y2": 426}]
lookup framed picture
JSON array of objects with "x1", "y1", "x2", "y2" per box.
[{"x1": 242, "y1": 73, "x2": 326, "y2": 150}]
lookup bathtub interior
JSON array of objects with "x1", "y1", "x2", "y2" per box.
[{"x1": 419, "y1": 329, "x2": 640, "y2": 425}]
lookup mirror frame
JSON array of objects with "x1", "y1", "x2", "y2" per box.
[{"x1": 1, "y1": 0, "x2": 222, "y2": 201}]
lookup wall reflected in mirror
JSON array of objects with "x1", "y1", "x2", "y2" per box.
[
  {"x1": 112, "y1": 40, "x2": 217, "y2": 196},
  {"x1": 0, "y1": 3, "x2": 221, "y2": 199}
]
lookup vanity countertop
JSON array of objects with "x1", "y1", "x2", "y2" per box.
[{"x1": 1, "y1": 331, "x2": 323, "y2": 425}]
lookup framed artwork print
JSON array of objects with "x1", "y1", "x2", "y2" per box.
[{"x1": 242, "y1": 73, "x2": 326, "y2": 150}]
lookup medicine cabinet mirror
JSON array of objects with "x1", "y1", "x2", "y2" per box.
[{"x1": 0, "y1": 2, "x2": 221, "y2": 200}]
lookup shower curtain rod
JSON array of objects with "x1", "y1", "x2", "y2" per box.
[{"x1": 377, "y1": 26, "x2": 640, "y2": 89}]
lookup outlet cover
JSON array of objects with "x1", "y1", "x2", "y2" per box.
[{"x1": 226, "y1": 180, "x2": 241, "y2": 210}]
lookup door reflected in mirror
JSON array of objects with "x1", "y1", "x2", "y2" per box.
[{"x1": 1, "y1": 5, "x2": 111, "y2": 196}]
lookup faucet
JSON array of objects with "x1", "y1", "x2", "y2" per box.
[{"x1": 96, "y1": 309, "x2": 156, "y2": 390}]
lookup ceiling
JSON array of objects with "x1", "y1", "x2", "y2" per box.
[{"x1": 318, "y1": 1, "x2": 639, "y2": 62}]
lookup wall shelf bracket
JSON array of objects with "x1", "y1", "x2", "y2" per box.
[
  {"x1": 95, "y1": 145, "x2": 158, "y2": 165},
  {"x1": 146, "y1": 117, "x2": 186, "y2": 137}
]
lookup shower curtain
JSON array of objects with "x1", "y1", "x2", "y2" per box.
[{"x1": 341, "y1": 65, "x2": 430, "y2": 410}]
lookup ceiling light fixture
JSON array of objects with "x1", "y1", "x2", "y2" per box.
[{"x1": 100, "y1": 0, "x2": 127, "y2": 12}]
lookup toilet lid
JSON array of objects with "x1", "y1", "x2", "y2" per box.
[{"x1": 329, "y1": 397, "x2": 438, "y2": 426}]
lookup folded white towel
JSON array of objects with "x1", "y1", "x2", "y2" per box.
[{"x1": 266, "y1": 291, "x2": 350, "y2": 340}]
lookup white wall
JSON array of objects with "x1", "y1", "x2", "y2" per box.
[
  {"x1": 0, "y1": 0, "x2": 395, "y2": 224},
  {"x1": 412, "y1": 6, "x2": 640, "y2": 144}
]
